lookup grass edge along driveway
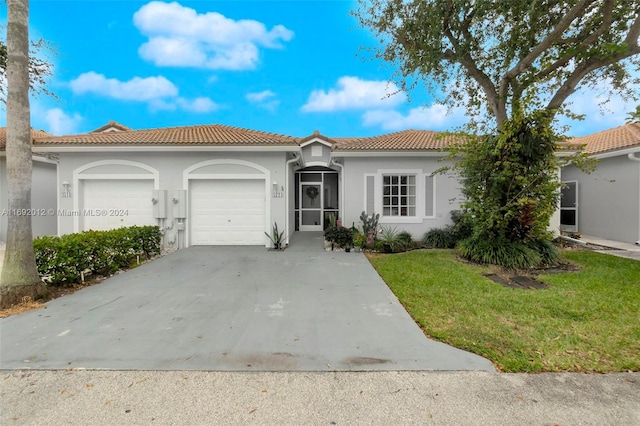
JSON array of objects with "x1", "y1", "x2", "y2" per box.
[{"x1": 367, "y1": 249, "x2": 640, "y2": 373}]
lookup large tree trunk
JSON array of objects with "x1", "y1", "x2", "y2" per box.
[{"x1": 0, "y1": 0, "x2": 47, "y2": 309}]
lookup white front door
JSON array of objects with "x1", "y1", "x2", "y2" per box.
[
  {"x1": 300, "y1": 183, "x2": 322, "y2": 231},
  {"x1": 82, "y1": 179, "x2": 156, "y2": 231},
  {"x1": 190, "y1": 179, "x2": 266, "y2": 245}
]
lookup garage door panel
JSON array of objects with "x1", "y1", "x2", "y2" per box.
[
  {"x1": 82, "y1": 180, "x2": 155, "y2": 231},
  {"x1": 190, "y1": 179, "x2": 266, "y2": 245}
]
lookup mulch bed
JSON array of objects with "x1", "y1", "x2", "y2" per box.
[
  {"x1": 482, "y1": 254, "x2": 582, "y2": 290},
  {"x1": 483, "y1": 273, "x2": 548, "y2": 289}
]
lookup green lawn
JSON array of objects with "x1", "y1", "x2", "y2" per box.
[{"x1": 367, "y1": 249, "x2": 640, "y2": 373}]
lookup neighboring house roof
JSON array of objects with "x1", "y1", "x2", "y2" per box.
[
  {"x1": 91, "y1": 120, "x2": 132, "y2": 133},
  {"x1": 33, "y1": 124, "x2": 299, "y2": 147},
  {"x1": 333, "y1": 129, "x2": 461, "y2": 151},
  {"x1": 0, "y1": 127, "x2": 53, "y2": 151},
  {"x1": 568, "y1": 122, "x2": 640, "y2": 155}
]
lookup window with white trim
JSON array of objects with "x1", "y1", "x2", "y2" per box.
[{"x1": 382, "y1": 174, "x2": 416, "y2": 217}]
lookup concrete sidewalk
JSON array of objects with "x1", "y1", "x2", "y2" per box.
[
  {"x1": 579, "y1": 235, "x2": 640, "y2": 261},
  {"x1": 1, "y1": 370, "x2": 638, "y2": 425}
]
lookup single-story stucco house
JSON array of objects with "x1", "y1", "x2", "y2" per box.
[
  {"x1": 27, "y1": 121, "x2": 472, "y2": 249},
  {"x1": 561, "y1": 121, "x2": 640, "y2": 244},
  {"x1": 0, "y1": 128, "x2": 58, "y2": 242}
]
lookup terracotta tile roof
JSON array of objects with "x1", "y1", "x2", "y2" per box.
[
  {"x1": 299, "y1": 130, "x2": 340, "y2": 145},
  {"x1": 567, "y1": 122, "x2": 640, "y2": 155},
  {"x1": 91, "y1": 120, "x2": 132, "y2": 133},
  {"x1": 0, "y1": 128, "x2": 53, "y2": 150},
  {"x1": 332, "y1": 129, "x2": 462, "y2": 151},
  {"x1": 33, "y1": 124, "x2": 298, "y2": 147}
]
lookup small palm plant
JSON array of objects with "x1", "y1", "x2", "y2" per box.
[{"x1": 265, "y1": 222, "x2": 285, "y2": 250}]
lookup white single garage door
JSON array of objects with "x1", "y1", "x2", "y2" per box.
[
  {"x1": 190, "y1": 179, "x2": 266, "y2": 245},
  {"x1": 82, "y1": 179, "x2": 156, "y2": 231}
]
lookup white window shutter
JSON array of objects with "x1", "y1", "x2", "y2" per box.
[
  {"x1": 366, "y1": 175, "x2": 375, "y2": 215},
  {"x1": 425, "y1": 175, "x2": 434, "y2": 217}
]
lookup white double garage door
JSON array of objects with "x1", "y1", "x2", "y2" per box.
[{"x1": 82, "y1": 179, "x2": 266, "y2": 245}]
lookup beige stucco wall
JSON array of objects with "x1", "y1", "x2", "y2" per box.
[
  {"x1": 55, "y1": 151, "x2": 292, "y2": 248},
  {"x1": 0, "y1": 156, "x2": 57, "y2": 241},
  {"x1": 562, "y1": 154, "x2": 640, "y2": 244},
  {"x1": 339, "y1": 156, "x2": 463, "y2": 238}
]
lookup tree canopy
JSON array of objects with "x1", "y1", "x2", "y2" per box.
[
  {"x1": 354, "y1": 0, "x2": 640, "y2": 131},
  {"x1": 0, "y1": 28, "x2": 55, "y2": 102}
]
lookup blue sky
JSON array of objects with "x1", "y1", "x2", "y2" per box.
[{"x1": 0, "y1": 0, "x2": 637, "y2": 137}]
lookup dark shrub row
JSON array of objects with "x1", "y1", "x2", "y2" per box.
[{"x1": 33, "y1": 226, "x2": 162, "y2": 286}]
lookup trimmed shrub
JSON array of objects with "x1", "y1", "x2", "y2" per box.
[
  {"x1": 449, "y1": 210, "x2": 473, "y2": 242},
  {"x1": 526, "y1": 237, "x2": 560, "y2": 266},
  {"x1": 423, "y1": 227, "x2": 455, "y2": 249},
  {"x1": 457, "y1": 236, "x2": 543, "y2": 269},
  {"x1": 324, "y1": 225, "x2": 354, "y2": 249},
  {"x1": 397, "y1": 230, "x2": 414, "y2": 252},
  {"x1": 33, "y1": 226, "x2": 162, "y2": 286}
]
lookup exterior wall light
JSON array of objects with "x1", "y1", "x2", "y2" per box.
[{"x1": 62, "y1": 181, "x2": 72, "y2": 198}]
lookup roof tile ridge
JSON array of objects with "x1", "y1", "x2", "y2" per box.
[
  {"x1": 213, "y1": 123, "x2": 296, "y2": 139},
  {"x1": 572, "y1": 122, "x2": 630, "y2": 142},
  {"x1": 626, "y1": 122, "x2": 640, "y2": 140}
]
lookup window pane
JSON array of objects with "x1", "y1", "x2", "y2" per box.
[
  {"x1": 301, "y1": 173, "x2": 322, "y2": 182},
  {"x1": 302, "y1": 184, "x2": 321, "y2": 208},
  {"x1": 560, "y1": 210, "x2": 576, "y2": 226},
  {"x1": 324, "y1": 173, "x2": 339, "y2": 209},
  {"x1": 561, "y1": 182, "x2": 577, "y2": 208},
  {"x1": 302, "y1": 210, "x2": 321, "y2": 226},
  {"x1": 381, "y1": 174, "x2": 417, "y2": 217}
]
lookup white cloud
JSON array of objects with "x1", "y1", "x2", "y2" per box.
[
  {"x1": 559, "y1": 86, "x2": 640, "y2": 136},
  {"x1": 362, "y1": 104, "x2": 467, "y2": 131},
  {"x1": 43, "y1": 108, "x2": 83, "y2": 135},
  {"x1": 177, "y1": 97, "x2": 219, "y2": 113},
  {"x1": 246, "y1": 90, "x2": 280, "y2": 111},
  {"x1": 302, "y1": 76, "x2": 405, "y2": 112},
  {"x1": 150, "y1": 97, "x2": 219, "y2": 114},
  {"x1": 70, "y1": 71, "x2": 218, "y2": 114},
  {"x1": 133, "y1": 1, "x2": 294, "y2": 70},
  {"x1": 70, "y1": 71, "x2": 178, "y2": 101},
  {"x1": 246, "y1": 90, "x2": 276, "y2": 103}
]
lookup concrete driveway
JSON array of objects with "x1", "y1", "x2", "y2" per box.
[{"x1": 0, "y1": 233, "x2": 493, "y2": 371}]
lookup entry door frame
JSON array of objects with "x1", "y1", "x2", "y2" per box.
[
  {"x1": 560, "y1": 180, "x2": 578, "y2": 232},
  {"x1": 295, "y1": 169, "x2": 340, "y2": 232},
  {"x1": 299, "y1": 181, "x2": 323, "y2": 231}
]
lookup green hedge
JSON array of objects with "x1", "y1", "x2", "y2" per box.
[{"x1": 33, "y1": 226, "x2": 162, "y2": 286}]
